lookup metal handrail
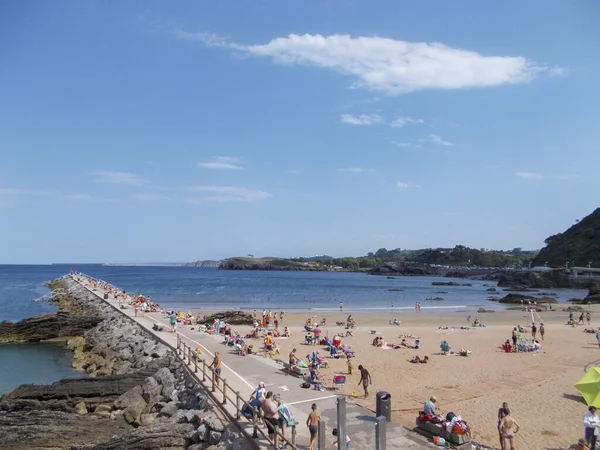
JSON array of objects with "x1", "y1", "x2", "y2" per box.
[{"x1": 177, "y1": 334, "x2": 298, "y2": 450}]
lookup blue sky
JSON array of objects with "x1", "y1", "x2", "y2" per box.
[{"x1": 1, "y1": 1, "x2": 599, "y2": 264}]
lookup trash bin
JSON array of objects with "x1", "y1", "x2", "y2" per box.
[{"x1": 376, "y1": 391, "x2": 392, "y2": 422}]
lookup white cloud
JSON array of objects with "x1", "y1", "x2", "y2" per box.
[
  {"x1": 396, "y1": 182, "x2": 410, "y2": 189},
  {"x1": 391, "y1": 141, "x2": 419, "y2": 149},
  {"x1": 0, "y1": 188, "x2": 55, "y2": 196},
  {"x1": 179, "y1": 31, "x2": 549, "y2": 95},
  {"x1": 61, "y1": 194, "x2": 93, "y2": 201},
  {"x1": 340, "y1": 114, "x2": 384, "y2": 126},
  {"x1": 390, "y1": 116, "x2": 424, "y2": 128},
  {"x1": 424, "y1": 134, "x2": 455, "y2": 147},
  {"x1": 549, "y1": 66, "x2": 569, "y2": 77},
  {"x1": 90, "y1": 172, "x2": 146, "y2": 186},
  {"x1": 134, "y1": 194, "x2": 171, "y2": 201},
  {"x1": 187, "y1": 185, "x2": 271, "y2": 202},
  {"x1": 514, "y1": 172, "x2": 544, "y2": 180},
  {"x1": 199, "y1": 156, "x2": 245, "y2": 170},
  {"x1": 285, "y1": 170, "x2": 301, "y2": 175},
  {"x1": 338, "y1": 167, "x2": 373, "y2": 173}
]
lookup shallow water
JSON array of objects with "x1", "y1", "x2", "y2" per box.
[{"x1": 0, "y1": 342, "x2": 86, "y2": 395}]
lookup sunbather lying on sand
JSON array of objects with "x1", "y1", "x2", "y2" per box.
[
  {"x1": 584, "y1": 328, "x2": 596, "y2": 333},
  {"x1": 408, "y1": 356, "x2": 429, "y2": 364}
]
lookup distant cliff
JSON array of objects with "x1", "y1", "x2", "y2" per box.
[
  {"x1": 218, "y1": 257, "x2": 334, "y2": 271},
  {"x1": 184, "y1": 260, "x2": 221, "y2": 268}
]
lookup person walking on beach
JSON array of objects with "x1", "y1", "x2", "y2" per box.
[
  {"x1": 357, "y1": 365, "x2": 372, "y2": 398},
  {"x1": 339, "y1": 301, "x2": 343, "y2": 313},
  {"x1": 210, "y1": 351, "x2": 222, "y2": 386},
  {"x1": 499, "y1": 408, "x2": 520, "y2": 450},
  {"x1": 539, "y1": 323, "x2": 545, "y2": 341},
  {"x1": 584, "y1": 406, "x2": 600, "y2": 449},
  {"x1": 288, "y1": 348, "x2": 298, "y2": 375},
  {"x1": 531, "y1": 323, "x2": 537, "y2": 340},
  {"x1": 169, "y1": 312, "x2": 177, "y2": 332},
  {"x1": 307, "y1": 403, "x2": 320, "y2": 450},
  {"x1": 588, "y1": 312, "x2": 592, "y2": 325},
  {"x1": 497, "y1": 402, "x2": 509, "y2": 449}
]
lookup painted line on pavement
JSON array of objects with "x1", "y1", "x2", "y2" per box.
[{"x1": 287, "y1": 395, "x2": 337, "y2": 406}]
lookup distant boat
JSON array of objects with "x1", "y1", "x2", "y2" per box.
[
  {"x1": 388, "y1": 288, "x2": 402, "y2": 291},
  {"x1": 387, "y1": 276, "x2": 396, "y2": 279}
]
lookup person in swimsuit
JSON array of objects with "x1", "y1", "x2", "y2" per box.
[
  {"x1": 512, "y1": 328, "x2": 518, "y2": 349},
  {"x1": 209, "y1": 352, "x2": 222, "y2": 386},
  {"x1": 307, "y1": 403, "x2": 320, "y2": 450},
  {"x1": 357, "y1": 365, "x2": 372, "y2": 398},
  {"x1": 499, "y1": 408, "x2": 520, "y2": 450},
  {"x1": 539, "y1": 323, "x2": 545, "y2": 341},
  {"x1": 497, "y1": 402, "x2": 509, "y2": 449},
  {"x1": 531, "y1": 323, "x2": 537, "y2": 340},
  {"x1": 288, "y1": 348, "x2": 298, "y2": 375}
]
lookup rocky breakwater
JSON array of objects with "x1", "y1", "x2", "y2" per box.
[{"x1": 0, "y1": 276, "x2": 248, "y2": 450}]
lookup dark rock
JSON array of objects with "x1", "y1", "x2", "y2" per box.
[
  {"x1": 201, "y1": 311, "x2": 254, "y2": 326},
  {"x1": 205, "y1": 417, "x2": 225, "y2": 432},
  {"x1": 209, "y1": 431, "x2": 222, "y2": 444},
  {"x1": 477, "y1": 308, "x2": 495, "y2": 313},
  {"x1": 158, "y1": 402, "x2": 179, "y2": 418},
  {"x1": 0, "y1": 312, "x2": 102, "y2": 344},
  {"x1": 431, "y1": 281, "x2": 472, "y2": 287},
  {"x1": 88, "y1": 422, "x2": 194, "y2": 450},
  {"x1": 498, "y1": 293, "x2": 556, "y2": 304},
  {"x1": 142, "y1": 377, "x2": 162, "y2": 403}
]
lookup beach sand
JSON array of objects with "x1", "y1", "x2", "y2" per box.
[{"x1": 206, "y1": 306, "x2": 599, "y2": 450}]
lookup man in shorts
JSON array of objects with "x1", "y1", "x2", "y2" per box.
[
  {"x1": 288, "y1": 348, "x2": 298, "y2": 375},
  {"x1": 357, "y1": 365, "x2": 372, "y2": 398},
  {"x1": 306, "y1": 403, "x2": 320, "y2": 450}
]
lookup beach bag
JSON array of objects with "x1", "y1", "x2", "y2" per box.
[
  {"x1": 300, "y1": 382, "x2": 311, "y2": 389},
  {"x1": 452, "y1": 421, "x2": 468, "y2": 435},
  {"x1": 333, "y1": 375, "x2": 346, "y2": 384}
]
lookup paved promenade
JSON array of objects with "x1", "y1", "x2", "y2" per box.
[{"x1": 73, "y1": 275, "x2": 428, "y2": 449}]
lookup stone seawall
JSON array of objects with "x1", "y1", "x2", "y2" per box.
[{"x1": 0, "y1": 275, "x2": 249, "y2": 450}]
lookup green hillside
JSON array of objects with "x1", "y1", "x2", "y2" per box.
[{"x1": 533, "y1": 208, "x2": 600, "y2": 268}]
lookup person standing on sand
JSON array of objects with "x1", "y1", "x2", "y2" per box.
[
  {"x1": 539, "y1": 323, "x2": 545, "y2": 341},
  {"x1": 531, "y1": 323, "x2": 537, "y2": 340},
  {"x1": 497, "y1": 402, "x2": 509, "y2": 449},
  {"x1": 313, "y1": 325, "x2": 322, "y2": 345},
  {"x1": 307, "y1": 403, "x2": 320, "y2": 450},
  {"x1": 584, "y1": 406, "x2": 600, "y2": 449},
  {"x1": 340, "y1": 301, "x2": 343, "y2": 313},
  {"x1": 357, "y1": 365, "x2": 372, "y2": 398},
  {"x1": 512, "y1": 327, "x2": 518, "y2": 348},
  {"x1": 288, "y1": 348, "x2": 298, "y2": 375},
  {"x1": 588, "y1": 312, "x2": 592, "y2": 325},
  {"x1": 499, "y1": 408, "x2": 520, "y2": 450},
  {"x1": 209, "y1": 351, "x2": 222, "y2": 386}
]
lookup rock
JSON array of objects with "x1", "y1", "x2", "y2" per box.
[
  {"x1": 139, "y1": 412, "x2": 159, "y2": 426},
  {"x1": 122, "y1": 393, "x2": 147, "y2": 425},
  {"x1": 158, "y1": 402, "x2": 178, "y2": 418},
  {"x1": 75, "y1": 401, "x2": 88, "y2": 415},
  {"x1": 94, "y1": 404, "x2": 113, "y2": 417},
  {"x1": 66, "y1": 336, "x2": 86, "y2": 351},
  {"x1": 153, "y1": 367, "x2": 176, "y2": 397},
  {"x1": 486, "y1": 288, "x2": 497, "y2": 292},
  {"x1": 196, "y1": 423, "x2": 208, "y2": 442},
  {"x1": 431, "y1": 281, "x2": 472, "y2": 286},
  {"x1": 209, "y1": 431, "x2": 222, "y2": 444},
  {"x1": 88, "y1": 422, "x2": 194, "y2": 449},
  {"x1": 477, "y1": 308, "x2": 495, "y2": 313},
  {"x1": 498, "y1": 293, "x2": 557, "y2": 304},
  {"x1": 169, "y1": 409, "x2": 188, "y2": 423},
  {"x1": 564, "y1": 305, "x2": 585, "y2": 312},
  {"x1": 141, "y1": 377, "x2": 162, "y2": 403},
  {"x1": 113, "y1": 385, "x2": 143, "y2": 409},
  {"x1": 205, "y1": 417, "x2": 225, "y2": 432},
  {"x1": 187, "y1": 444, "x2": 204, "y2": 450},
  {"x1": 151, "y1": 345, "x2": 169, "y2": 359}
]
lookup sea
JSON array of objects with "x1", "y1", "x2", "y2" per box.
[{"x1": 0, "y1": 264, "x2": 588, "y2": 394}]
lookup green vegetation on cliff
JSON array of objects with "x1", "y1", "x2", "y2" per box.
[{"x1": 533, "y1": 208, "x2": 600, "y2": 268}]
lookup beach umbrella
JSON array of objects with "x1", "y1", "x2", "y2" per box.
[{"x1": 575, "y1": 367, "x2": 600, "y2": 407}]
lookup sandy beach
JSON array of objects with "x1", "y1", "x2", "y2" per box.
[{"x1": 202, "y1": 305, "x2": 599, "y2": 450}]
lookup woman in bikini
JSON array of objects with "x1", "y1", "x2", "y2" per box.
[
  {"x1": 497, "y1": 402, "x2": 509, "y2": 449},
  {"x1": 499, "y1": 408, "x2": 520, "y2": 450}
]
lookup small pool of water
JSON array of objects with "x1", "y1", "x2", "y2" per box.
[{"x1": 0, "y1": 342, "x2": 86, "y2": 395}]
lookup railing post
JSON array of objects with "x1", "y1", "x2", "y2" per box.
[
  {"x1": 202, "y1": 360, "x2": 207, "y2": 382},
  {"x1": 194, "y1": 355, "x2": 198, "y2": 373},
  {"x1": 177, "y1": 335, "x2": 180, "y2": 355},
  {"x1": 211, "y1": 369, "x2": 216, "y2": 392},
  {"x1": 188, "y1": 346, "x2": 192, "y2": 364},
  {"x1": 292, "y1": 423, "x2": 297, "y2": 446},
  {"x1": 235, "y1": 391, "x2": 241, "y2": 419},
  {"x1": 222, "y1": 379, "x2": 227, "y2": 404},
  {"x1": 337, "y1": 396, "x2": 346, "y2": 450},
  {"x1": 318, "y1": 419, "x2": 326, "y2": 450},
  {"x1": 252, "y1": 407, "x2": 259, "y2": 439},
  {"x1": 375, "y1": 415, "x2": 387, "y2": 450}
]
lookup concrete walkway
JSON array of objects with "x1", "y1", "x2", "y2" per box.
[{"x1": 73, "y1": 275, "x2": 429, "y2": 449}]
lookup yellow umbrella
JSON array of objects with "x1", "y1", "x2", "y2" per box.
[{"x1": 575, "y1": 367, "x2": 600, "y2": 407}]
